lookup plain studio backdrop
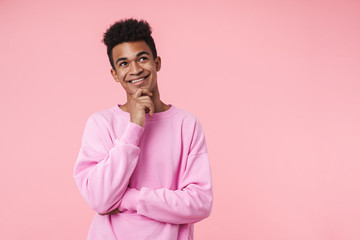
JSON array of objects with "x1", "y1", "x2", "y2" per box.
[{"x1": 0, "y1": 0, "x2": 359, "y2": 239}]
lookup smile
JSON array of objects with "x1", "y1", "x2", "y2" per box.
[{"x1": 127, "y1": 74, "x2": 149, "y2": 83}]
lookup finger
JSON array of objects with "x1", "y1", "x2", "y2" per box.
[
  {"x1": 112, "y1": 209, "x2": 121, "y2": 214},
  {"x1": 99, "y1": 212, "x2": 110, "y2": 215},
  {"x1": 139, "y1": 101, "x2": 154, "y2": 112},
  {"x1": 147, "y1": 100, "x2": 155, "y2": 116},
  {"x1": 136, "y1": 96, "x2": 154, "y2": 112},
  {"x1": 136, "y1": 100, "x2": 154, "y2": 116},
  {"x1": 135, "y1": 98, "x2": 153, "y2": 106},
  {"x1": 133, "y1": 88, "x2": 153, "y2": 98},
  {"x1": 139, "y1": 88, "x2": 153, "y2": 97},
  {"x1": 137, "y1": 95, "x2": 153, "y2": 101},
  {"x1": 98, "y1": 209, "x2": 121, "y2": 215},
  {"x1": 132, "y1": 88, "x2": 143, "y2": 98}
]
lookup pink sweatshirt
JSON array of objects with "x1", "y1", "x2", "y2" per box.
[{"x1": 73, "y1": 104, "x2": 212, "y2": 239}]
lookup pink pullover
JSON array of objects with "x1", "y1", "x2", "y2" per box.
[{"x1": 73, "y1": 104, "x2": 213, "y2": 239}]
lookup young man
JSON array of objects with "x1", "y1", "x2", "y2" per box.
[{"x1": 73, "y1": 19, "x2": 213, "y2": 239}]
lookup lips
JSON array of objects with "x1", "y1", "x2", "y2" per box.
[{"x1": 127, "y1": 74, "x2": 150, "y2": 83}]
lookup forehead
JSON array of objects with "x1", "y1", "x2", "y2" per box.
[{"x1": 112, "y1": 40, "x2": 153, "y2": 59}]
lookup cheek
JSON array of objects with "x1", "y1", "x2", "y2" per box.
[{"x1": 117, "y1": 72, "x2": 126, "y2": 80}]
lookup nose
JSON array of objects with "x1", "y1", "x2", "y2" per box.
[{"x1": 129, "y1": 61, "x2": 143, "y2": 75}]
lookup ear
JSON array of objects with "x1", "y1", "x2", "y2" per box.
[
  {"x1": 111, "y1": 68, "x2": 120, "y2": 82},
  {"x1": 155, "y1": 56, "x2": 161, "y2": 71}
]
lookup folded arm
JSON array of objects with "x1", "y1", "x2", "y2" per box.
[
  {"x1": 73, "y1": 115, "x2": 144, "y2": 214},
  {"x1": 118, "y1": 119, "x2": 213, "y2": 224},
  {"x1": 120, "y1": 152, "x2": 213, "y2": 224}
]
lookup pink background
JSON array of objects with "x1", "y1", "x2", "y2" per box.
[{"x1": 1, "y1": 0, "x2": 360, "y2": 239}]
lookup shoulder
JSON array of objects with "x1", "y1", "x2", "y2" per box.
[
  {"x1": 81, "y1": 107, "x2": 119, "y2": 151},
  {"x1": 172, "y1": 106, "x2": 204, "y2": 132},
  {"x1": 86, "y1": 105, "x2": 120, "y2": 125},
  {"x1": 83, "y1": 106, "x2": 124, "y2": 135},
  {"x1": 172, "y1": 107, "x2": 208, "y2": 154},
  {"x1": 173, "y1": 106, "x2": 199, "y2": 123}
]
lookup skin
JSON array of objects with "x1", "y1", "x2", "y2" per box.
[
  {"x1": 99, "y1": 40, "x2": 170, "y2": 216},
  {"x1": 110, "y1": 41, "x2": 170, "y2": 127},
  {"x1": 99, "y1": 208, "x2": 120, "y2": 216}
]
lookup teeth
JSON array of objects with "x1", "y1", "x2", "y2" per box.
[{"x1": 131, "y1": 78, "x2": 144, "y2": 83}]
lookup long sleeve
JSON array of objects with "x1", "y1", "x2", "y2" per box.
[
  {"x1": 120, "y1": 119, "x2": 213, "y2": 224},
  {"x1": 73, "y1": 114, "x2": 144, "y2": 214}
]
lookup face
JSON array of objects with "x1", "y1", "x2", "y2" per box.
[{"x1": 110, "y1": 41, "x2": 161, "y2": 97}]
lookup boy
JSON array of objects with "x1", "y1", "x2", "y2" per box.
[{"x1": 74, "y1": 18, "x2": 212, "y2": 239}]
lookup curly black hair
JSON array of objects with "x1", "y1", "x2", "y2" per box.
[{"x1": 103, "y1": 18, "x2": 158, "y2": 70}]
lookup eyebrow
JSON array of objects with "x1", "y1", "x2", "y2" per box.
[{"x1": 115, "y1": 51, "x2": 150, "y2": 65}]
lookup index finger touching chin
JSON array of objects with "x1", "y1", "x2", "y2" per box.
[
  {"x1": 133, "y1": 88, "x2": 153, "y2": 98},
  {"x1": 139, "y1": 88, "x2": 153, "y2": 97},
  {"x1": 132, "y1": 88, "x2": 143, "y2": 98}
]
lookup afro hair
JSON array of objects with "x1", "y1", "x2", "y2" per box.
[{"x1": 103, "y1": 18, "x2": 157, "y2": 70}]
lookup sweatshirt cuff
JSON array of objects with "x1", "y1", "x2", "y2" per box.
[
  {"x1": 120, "y1": 188, "x2": 140, "y2": 212},
  {"x1": 120, "y1": 122, "x2": 144, "y2": 146}
]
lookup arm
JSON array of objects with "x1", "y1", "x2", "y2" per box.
[
  {"x1": 119, "y1": 119, "x2": 213, "y2": 224},
  {"x1": 74, "y1": 88, "x2": 154, "y2": 214},
  {"x1": 73, "y1": 114, "x2": 144, "y2": 214}
]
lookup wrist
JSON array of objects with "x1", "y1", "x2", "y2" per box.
[
  {"x1": 120, "y1": 188, "x2": 140, "y2": 212},
  {"x1": 130, "y1": 116, "x2": 145, "y2": 127}
]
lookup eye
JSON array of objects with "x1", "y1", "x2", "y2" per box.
[
  {"x1": 139, "y1": 56, "x2": 148, "y2": 62},
  {"x1": 119, "y1": 62, "x2": 127, "y2": 67}
]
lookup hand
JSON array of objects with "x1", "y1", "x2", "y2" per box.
[
  {"x1": 98, "y1": 208, "x2": 121, "y2": 216},
  {"x1": 128, "y1": 88, "x2": 154, "y2": 127}
]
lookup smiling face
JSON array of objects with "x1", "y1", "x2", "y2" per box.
[{"x1": 110, "y1": 40, "x2": 161, "y2": 98}]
